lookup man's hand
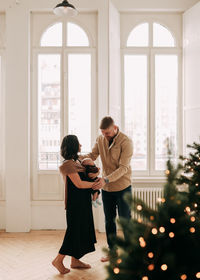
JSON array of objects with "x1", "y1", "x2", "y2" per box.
[
  {"x1": 92, "y1": 177, "x2": 106, "y2": 190},
  {"x1": 88, "y1": 168, "x2": 100, "y2": 179}
]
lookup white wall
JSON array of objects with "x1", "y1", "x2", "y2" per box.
[
  {"x1": 183, "y1": 1, "x2": 200, "y2": 152},
  {"x1": 112, "y1": 0, "x2": 199, "y2": 12},
  {"x1": 109, "y1": 1, "x2": 121, "y2": 128}
]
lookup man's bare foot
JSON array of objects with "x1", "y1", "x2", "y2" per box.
[
  {"x1": 52, "y1": 258, "x2": 70, "y2": 274},
  {"x1": 101, "y1": 256, "x2": 110, "y2": 262},
  {"x1": 71, "y1": 259, "x2": 91, "y2": 269}
]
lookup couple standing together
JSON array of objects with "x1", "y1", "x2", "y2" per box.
[{"x1": 52, "y1": 116, "x2": 133, "y2": 274}]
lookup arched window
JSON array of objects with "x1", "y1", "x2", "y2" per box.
[
  {"x1": 67, "y1": 22, "x2": 89, "y2": 46},
  {"x1": 153, "y1": 23, "x2": 175, "y2": 47},
  {"x1": 40, "y1": 23, "x2": 63, "y2": 46},
  {"x1": 127, "y1": 23, "x2": 149, "y2": 47},
  {"x1": 124, "y1": 22, "x2": 180, "y2": 174},
  {"x1": 34, "y1": 21, "x2": 95, "y2": 170}
]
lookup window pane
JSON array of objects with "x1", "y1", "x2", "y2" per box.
[
  {"x1": 40, "y1": 23, "x2": 62, "y2": 47},
  {"x1": 68, "y1": 54, "x2": 91, "y2": 152},
  {"x1": 38, "y1": 55, "x2": 61, "y2": 170},
  {"x1": 153, "y1": 23, "x2": 175, "y2": 47},
  {"x1": 127, "y1": 23, "x2": 149, "y2": 47},
  {"x1": 124, "y1": 55, "x2": 148, "y2": 170},
  {"x1": 155, "y1": 55, "x2": 178, "y2": 170},
  {"x1": 0, "y1": 56, "x2": 2, "y2": 176},
  {"x1": 67, "y1": 23, "x2": 89, "y2": 46}
]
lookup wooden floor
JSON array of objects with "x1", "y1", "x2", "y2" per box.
[{"x1": 0, "y1": 230, "x2": 108, "y2": 280}]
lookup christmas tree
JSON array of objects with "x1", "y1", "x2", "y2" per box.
[
  {"x1": 106, "y1": 156, "x2": 200, "y2": 280},
  {"x1": 177, "y1": 142, "x2": 200, "y2": 215}
]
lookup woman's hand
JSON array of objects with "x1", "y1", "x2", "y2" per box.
[
  {"x1": 88, "y1": 168, "x2": 100, "y2": 179},
  {"x1": 92, "y1": 177, "x2": 105, "y2": 190}
]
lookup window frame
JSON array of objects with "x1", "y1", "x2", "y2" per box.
[
  {"x1": 121, "y1": 21, "x2": 182, "y2": 177},
  {"x1": 0, "y1": 49, "x2": 5, "y2": 200},
  {"x1": 32, "y1": 19, "x2": 97, "y2": 175}
]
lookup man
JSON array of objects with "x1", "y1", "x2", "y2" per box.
[{"x1": 80, "y1": 116, "x2": 133, "y2": 262}]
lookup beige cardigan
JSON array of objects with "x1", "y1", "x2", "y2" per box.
[{"x1": 80, "y1": 130, "x2": 133, "y2": 192}]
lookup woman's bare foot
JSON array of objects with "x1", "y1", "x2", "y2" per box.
[
  {"x1": 52, "y1": 256, "x2": 70, "y2": 274},
  {"x1": 71, "y1": 258, "x2": 91, "y2": 269}
]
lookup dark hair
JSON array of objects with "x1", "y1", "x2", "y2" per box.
[
  {"x1": 61, "y1": 135, "x2": 79, "y2": 161},
  {"x1": 100, "y1": 116, "x2": 114, "y2": 129}
]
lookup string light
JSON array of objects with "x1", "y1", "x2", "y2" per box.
[
  {"x1": 142, "y1": 277, "x2": 148, "y2": 280},
  {"x1": 190, "y1": 227, "x2": 195, "y2": 233},
  {"x1": 190, "y1": 216, "x2": 196, "y2": 222},
  {"x1": 194, "y1": 203, "x2": 198, "y2": 208},
  {"x1": 113, "y1": 267, "x2": 120, "y2": 274},
  {"x1": 148, "y1": 264, "x2": 155, "y2": 271},
  {"x1": 152, "y1": 228, "x2": 158, "y2": 235},
  {"x1": 161, "y1": 264, "x2": 168, "y2": 271},
  {"x1": 185, "y1": 206, "x2": 191, "y2": 213},
  {"x1": 138, "y1": 218, "x2": 142, "y2": 223},
  {"x1": 165, "y1": 170, "x2": 170, "y2": 175},
  {"x1": 137, "y1": 205, "x2": 143, "y2": 211},
  {"x1": 159, "y1": 227, "x2": 165, "y2": 233},
  {"x1": 169, "y1": 232, "x2": 175, "y2": 238},
  {"x1": 150, "y1": 216, "x2": 155, "y2": 221},
  {"x1": 196, "y1": 183, "x2": 199, "y2": 187},
  {"x1": 139, "y1": 237, "x2": 146, "y2": 248},
  {"x1": 196, "y1": 272, "x2": 200, "y2": 278},
  {"x1": 157, "y1": 198, "x2": 166, "y2": 203},
  {"x1": 117, "y1": 259, "x2": 122, "y2": 264},
  {"x1": 180, "y1": 274, "x2": 187, "y2": 280},
  {"x1": 170, "y1": 218, "x2": 176, "y2": 224},
  {"x1": 148, "y1": 252, "x2": 154, "y2": 258}
]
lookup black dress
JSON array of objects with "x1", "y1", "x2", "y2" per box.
[{"x1": 59, "y1": 171, "x2": 96, "y2": 259}]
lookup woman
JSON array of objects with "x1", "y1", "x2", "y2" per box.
[{"x1": 52, "y1": 135, "x2": 98, "y2": 274}]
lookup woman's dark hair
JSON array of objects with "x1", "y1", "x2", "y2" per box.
[{"x1": 61, "y1": 135, "x2": 79, "y2": 161}]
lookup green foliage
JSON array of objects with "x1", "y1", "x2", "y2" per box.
[
  {"x1": 177, "y1": 142, "x2": 200, "y2": 214},
  {"x1": 105, "y1": 149, "x2": 200, "y2": 280}
]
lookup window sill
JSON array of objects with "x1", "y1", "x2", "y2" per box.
[{"x1": 132, "y1": 176, "x2": 166, "y2": 184}]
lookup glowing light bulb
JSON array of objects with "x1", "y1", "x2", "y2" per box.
[
  {"x1": 114, "y1": 267, "x2": 120, "y2": 274},
  {"x1": 161, "y1": 264, "x2": 168, "y2": 271},
  {"x1": 180, "y1": 274, "x2": 187, "y2": 280},
  {"x1": 169, "y1": 232, "x2": 175, "y2": 238},
  {"x1": 170, "y1": 218, "x2": 176, "y2": 224},
  {"x1": 185, "y1": 207, "x2": 191, "y2": 212},
  {"x1": 194, "y1": 203, "x2": 198, "y2": 208},
  {"x1": 142, "y1": 277, "x2": 148, "y2": 280},
  {"x1": 152, "y1": 228, "x2": 158, "y2": 235},
  {"x1": 139, "y1": 237, "x2": 146, "y2": 248},
  {"x1": 148, "y1": 264, "x2": 155, "y2": 271},
  {"x1": 159, "y1": 227, "x2": 165, "y2": 233},
  {"x1": 165, "y1": 170, "x2": 170, "y2": 175},
  {"x1": 148, "y1": 252, "x2": 154, "y2": 258},
  {"x1": 190, "y1": 216, "x2": 196, "y2": 222},
  {"x1": 190, "y1": 227, "x2": 195, "y2": 233},
  {"x1": 196, "y1": 272, "x2": 200, "y2": 278},
  {"x1": 137, "y1": 205, "x2": 143, "y2": 211},
  {"x1": 150, "y1": 216, "x2": 154, "y2": 221},
  {"x1": 117, "y1": 258, "x2": 122, "y2": 264}
]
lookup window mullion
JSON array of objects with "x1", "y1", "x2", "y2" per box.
[
  {"x1": 150, "y1": 49, "x2": 156, "y2": 176},
  {"x1": 63, "y1": 51, "x2": 68, "y2": 136}
]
